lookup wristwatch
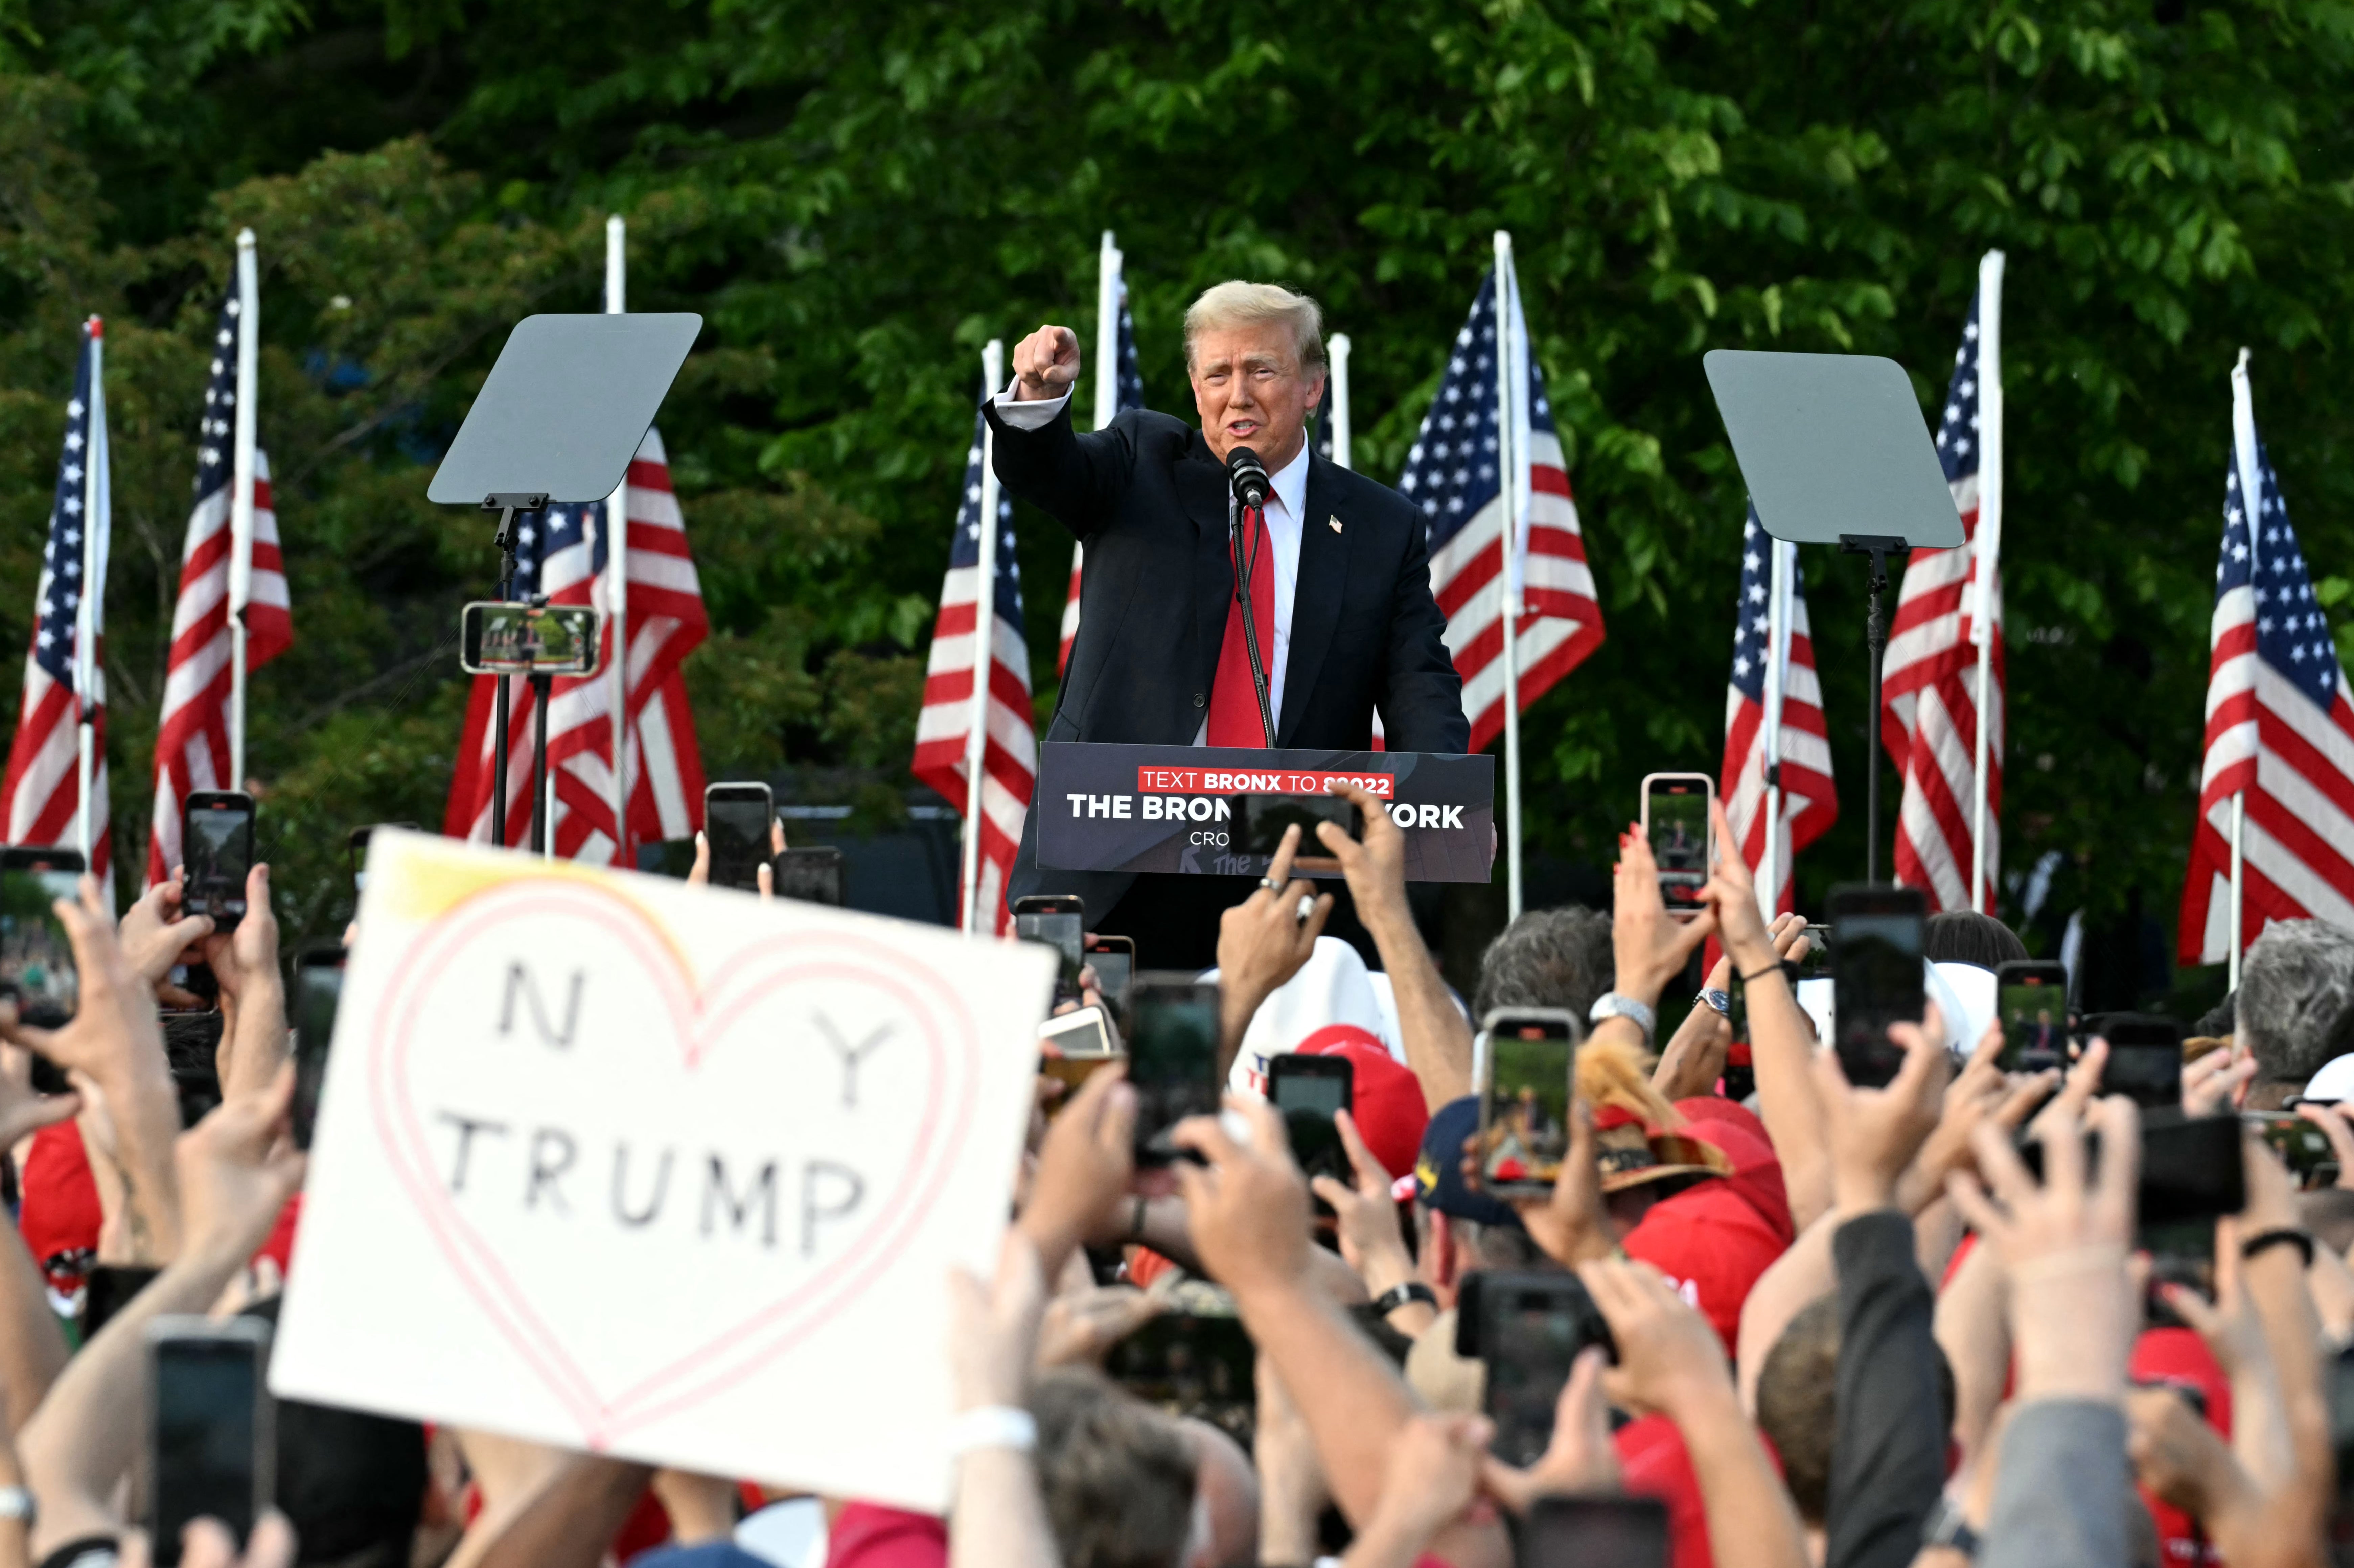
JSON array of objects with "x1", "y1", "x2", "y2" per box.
[
  {"x1": 1371, "y1": 1281, "x2": 1438, "y2": 1316},
  {"x1": 1589, "y1": 992, "x2": 1657, "y2": 1042},
  {"x1": 1697, "y1": 988, "x2": 1731, "y2": 1017},
  {"x1": 1921, "y1": 1496, "x2": 1978, "y2": 1559}
]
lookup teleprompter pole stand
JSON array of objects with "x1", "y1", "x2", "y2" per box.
[
  {"x1": 527, "y1": 612, "x2": 554, "y2": 856},
  {"x1": 1841, "y1": 533, "x2": 1908, "y2": 884},
  {"x1": 1231, "y1": 504, "x2": 1279, "y2": 748},
  {"x1": 483, "y1": 493, "x2": 546, "y2": 849}
]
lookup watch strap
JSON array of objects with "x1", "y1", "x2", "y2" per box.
[{"x1": 1371, "y1": 1281, "x2": 1438, "y2": 1315}]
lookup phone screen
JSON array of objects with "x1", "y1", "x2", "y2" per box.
[
  {"x1": 291, "y1": 950, "x2": 345, "y2": 1152},
  {"x1": 770, "y1": 847, "x2": 845, "y2": 907},
  {"x1": 185, "y1": 795, "x2": 254, "y2": 928},
  {"x1": 2103, "y1": 1044, "x2": 2183, "y2": 1109},
  {"x1": 1128, "y1": 982, "x2": 1222, "y2": 1161},
  {"x1": 1269, "y1": 1058, "x2": 1352, "y2": 1188},
  {"x1": 1104, "y1": 1311, "x2": 1255, "y2": 1414},
  {"x1": 1016, "y1": 911, "x2": 1085, "y2": 998},
  {"x1": 2254, "y1": 1114, "x2": 2339, "y2": 1186},
  {"x1": 461, "y1": 601, "x2": 600, "y2": 675},
  {"x1": 0, "y1": 865, "x2": 81, "y2": 1028},
  {"x1": 1831, "y1": 897, "x2": 1924, "y2": 1088},
  {"x1": 1521, "y1": 1495, "x2": 1671, "y2": 1568},
  {"x1": 1086, "y1": 940, "x2": 1134, "y2": 1015},
  {"x1": 1239, "y1": 794, "x2": 1357, "y2": 869},
  {"x1": 1480, "y1": 1275, "x2": 1615, "y2": 1467},
  {"x1": 1645, "y1": 778, "x2": 1711, "y2": 913},
  {"x1": 1476, "y1": 1014, "x2": 1576, "y2": 1193},
  {"x1": 704, "y1": 787, "x2": 772, "y2": 891},
  {"x1": 151, "y1": 1331, "x2": 269, "y2": 1564},
  {"x1": 1997, "y1": 963, "x2": 2070, "y2": 1071}
]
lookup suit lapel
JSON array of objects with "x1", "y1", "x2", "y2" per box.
[
  {"x1": 1278, "y1": 454, "x2": 1350, "y2": 745},
  {"x1": 1178, "y1": 435, "x2": 1234, "y2": 714}
]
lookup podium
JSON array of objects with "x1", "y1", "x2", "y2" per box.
[{"x1": 1035, "y1": 742, "x2": 1496, "y2": 882}]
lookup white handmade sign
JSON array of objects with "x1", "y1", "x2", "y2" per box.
[{"x1": 270, "y1": 829, "x2": 1052, "y2": 1509}]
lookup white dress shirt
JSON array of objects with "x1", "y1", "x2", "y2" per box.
[{"x1": 995, "y1": 385, "x2": 1309, "y2": 743}]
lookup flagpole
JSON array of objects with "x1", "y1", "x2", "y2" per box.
[
  {"x1": 227, "y1": 231, "x2": 260, "y2": 795},
  {"x1": 75, "y1": 319, "x2": 105, "y2": 868},
  {"x1": 1093, "y1": 232, "x2": 1121, "y2": 431},
  {"x1": 1967, "y1": 250, "x2": 2006, "y2": 914},
  {"x1": 1328, "y1": 333, "x2": 1353, "y2": 470},
  {"x1": 2227, "y1": 346, "x2": 2264, "y2": 982},
  {"x1": 604, "y1": 215, "x2": 630, "y2": 865},
  {"x1": 1759, "y1": 534, "x2": 1794, "y2": 920},
  {"x1": 1494, "y1": 232, "x2": 1526, "y2": 921},
  {"x1": 961, "y1": 339, "x2": 1006, "y2": 933}
]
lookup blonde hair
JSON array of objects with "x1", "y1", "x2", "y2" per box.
[{"x1": 1183, "y1": 281, "x2": 1325, "y2": 373}]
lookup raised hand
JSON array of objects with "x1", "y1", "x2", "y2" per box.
[
  {"x1": 1611, "y1": 824, "x2": 1715, "y2": 1011},
  {"x1": 117, "y1": 871, "x2": 211, "y2": 1002},
  {"x1": 175, "y1": 1063, "x2": 307, "y2": 1268},
  {"x1": 1215, "y1": 824, "x2": 1334, "y2": 1067},
  {"x1": 1813, "y1": 1013, "x2": 1952, "y2": 1217},
  {"x1": 1579, "y1": 1255, "x2": 1739, "y2": 1423},
  {"x1": 1502, "y1": 1096, "x2": 1618, "y2": 1266},
  {"x1": 1311, "y1": 1109, "x2": 1416, "y2": 1292},
  {"x1": 1171, "y1": 1094, "x2": 1315, "y2": 1300},
  {"x1": 1017, "y1": 1059, "x2": 1135, "y2": 1276},
  {"x1": 1481, "y1": 1346, "x2": 1622, "y2": 1513},
  {"x1": 1011, "y1": 325, "x2": 1082, "y2": 402}
]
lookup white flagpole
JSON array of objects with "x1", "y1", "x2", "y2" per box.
[
  {"x1": 1328, "y1": 333, "x2": 1353, "y2": 470},
  {"x1": 75, "y1": 320, "x2": 107, "y2": 867},
  {"x1": 1967, "y1": 250, "x2": 2006, "y2": 913},
  {"x1": 2227, "y1": 346, "x2": 2264, "y2": 985},
  {"x1": 1494, "y1": 232, "x2": 1526, "y2": 920},
  {"x1": 961, "y1": 339, "x2": 1006, "y2": 933},
  {"x1": 604, "y1": 215, "x2": 630, "y2": 865},
  {"x1": 1093, "y1": 232, "x2": 1121, "y2": 431},
  {"x1": 1759, "y1": 535, "x2": 1794, "y2": 920},
  {"x1": 227, "y1": 232, "x2": 260, "y2": 794}
]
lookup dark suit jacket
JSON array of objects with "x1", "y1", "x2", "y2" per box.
[{"x1": 987, "y1": 400, "x2": 1468, "y2": 915}]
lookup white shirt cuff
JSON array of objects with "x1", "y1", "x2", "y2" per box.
[{"x1": 992, "y1": 379, "x2": 1069, "y2": 431}]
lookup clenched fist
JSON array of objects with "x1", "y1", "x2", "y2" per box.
[{"x1": 1012, "y1": 324, "x2": 1082, "y2": 401}]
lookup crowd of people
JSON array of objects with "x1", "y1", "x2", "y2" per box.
[{"x1": 0, "y1": 782, "x2": 2351, "y2": 1568}]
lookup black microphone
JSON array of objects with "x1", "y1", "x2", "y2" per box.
[{"x1": 1227, "y1": 446, "x2": 1271, "y2": 510}]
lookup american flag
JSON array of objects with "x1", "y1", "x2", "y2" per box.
[
  {"x1": 3, "y1": 320, "x2": 111, "y2": 888},
  {"x1": 2178, "y1": 379, "x2": 2354, "y2": 961},
  {"x1": 1719, "y1": 505, "x2": 1836, "y2": 912},
  {"x1": 1061, "y1": 271, "x2": 1144, "y2": 676},
  {"x1": 911, "y1": 393, "x2": 1036, "y2": 933},
  {"x1": 146, "y1": 294, "x2": 293, "y2": 887},
  {"x1": 1881, "y1": 289, "x2": 2004, "y2": 911},
  {"x1": 1398, "y1": 268, "x2": 1604, "y2": 753},
  {"x1": 443, "y1": 430, "x2": 709, "y2": 859}
]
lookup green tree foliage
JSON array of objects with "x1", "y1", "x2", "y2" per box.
[{"x1": 0, "y1": 0, "x2": 2347, "y2": 978}]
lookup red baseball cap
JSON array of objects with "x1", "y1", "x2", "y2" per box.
[
  {"x1": 1621, "y1": 1176, "x2": 1789, "y2": 1355},
  {"x1": 1296, "y1": 1025, "x2": 1429, "y2": 1183},
  {"x1": 19, "y1": 1122, "x2": 100, "y2": 1313},
  {"x1": 2130, "y1": 1326, "x2": 2231, "y2": 1566},
  {"x1": 1615, "y1": 1413, "x2": 1717, "y2": 1568},
  {"x1": 1675, "y1": 1097, "x2": 1794, "y2": 1246}
]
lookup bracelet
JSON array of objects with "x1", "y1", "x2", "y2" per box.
[
  {"x1": 2240, "y1": 1227, "x2": 2316, "y2": 1268},
  {"x1": 0, "y1": 1487, "x2": 33, "y2": 1526},
  {"x1": 1739, "y1": 962, "x2": 1787, "y2": 984},
  {"x1": 1371, "y1": 1281, "x2": 1438, "y2": 1315},
  {"x1": 1588, "y1": 992, "x2": 1657, "y2": 1043},
  {"x1": 946, "y1": 1405, "x2": 1038, "y2": 1457}
]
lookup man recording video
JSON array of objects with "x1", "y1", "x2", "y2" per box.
[{"x1": 989, "y1": 282, "x2": 1467, "y2": 959}]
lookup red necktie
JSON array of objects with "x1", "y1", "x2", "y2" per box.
[{"x1": 1207, "y1": 504, "x2": 1277, "y2": 747}]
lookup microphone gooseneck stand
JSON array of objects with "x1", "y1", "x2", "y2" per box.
[{"x1": 1230, "y1": 502, "x2": 1279, "y2": 748}]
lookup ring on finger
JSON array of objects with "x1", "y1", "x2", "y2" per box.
[{"x1": 1258, "y1": 876, "x2": 1281, "y2": 892}]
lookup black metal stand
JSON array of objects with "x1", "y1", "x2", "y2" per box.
[
  {"x1": 1230, "y1": 505, "x2": 1279, "y2": 748},
  {"x1": 482, "y1": 493, "x2": 546, "y2": 850},
  {"x1": 527, "y1": 670, "x2": 553, "y2": 855},
  {"x1": 1841, "y1": 534, "x2": 1909, "y2": 884}
]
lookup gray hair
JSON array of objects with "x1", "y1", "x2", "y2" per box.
[
  {"x1": 1472, "y1": 906, "x2": 1615, "y2": 1023},
  {"x1": 1182, "y1": 281, "x2": 1325, "y2": 373},
  {"x1": 2237, "y1": 919, "x2": 2354, "y2": 1086}
]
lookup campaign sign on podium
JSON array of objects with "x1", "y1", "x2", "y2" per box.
[
  {"x1": 269, "y1": 830, "x2": 1051, "y2": 1510},
  {"x1": 1036, "y1": 742, "x2": 1496, "y2": 881}
]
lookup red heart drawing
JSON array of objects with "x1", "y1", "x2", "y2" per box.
[{"x1": 364, "y1": 877, "x2": 982, "y2": 1446}]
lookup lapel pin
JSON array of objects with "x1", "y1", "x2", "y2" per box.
[{"x1": 1329, "y1": 516, "x2": 1343, "y2": 534}]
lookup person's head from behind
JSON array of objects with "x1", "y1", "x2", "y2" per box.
[
  {"x1": 1923, "y1": 911, "x2": 2029, "y2": 972},
  {"x1": 1754, "y1": 1295, "x2": 1839, "y2": 1528},
  {"x1": 1029, "y1": 1368, "x2": 1201, "y2": 1568},
  {"x1": 2236, "y1": 919, "x2": 2354, "y2": 1107},
  {"x1": 1473, "y1": 906, "x2": 1613, "y2": 1023},
  {"x1": 1184, "y1": 282, "x2": 1326, "y2": 470}
]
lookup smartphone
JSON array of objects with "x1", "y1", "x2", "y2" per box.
[
  {"x1": 0, "y1": 846, "x2": 84, "y2": 1030},
  {"x1": 1797, "y1": 924, "x2": 1833, "y2": 975},
  {"x1": 1828, "y1": 884, "x2": 1925, "y2": 1089},
  {"x1": 1521, "y1": 1495, "x2": 1671, "y2": 1568},
  {"x1": 458, "y1": 600, "x2": 602, "y2": 676},
  {"x1": 2095, "y1": 1015, "x2": 2185, "y2": 1111},
  {"x1": 1085, "y1": 935, "x2": 1136, "y2": 1020},
  {"x1": 1127, "y1": 976, "x2": 1223, "y2": 1164},
  {"x1": 290, "y1": 946, "x2": 345, "y2": 1152},
  {"x1": 344, "y1": 823, "x2": 416, "y2": 896},
  {"x1": 1038, "y1": 1005, "x2": 1117, "y2": 1060},
  {"x1": 1104, "y1": 1310, "x2": 1255, "y2": 1412},
  {"x1": 1269, "y1": 1053, "x2": 1353, "y2": 1192},
  {"x1": 1237, "y1": 793, "x2": 1359, "y2": 873},
  {"x1": 2252, "y1": 1114, "x2": 2339, "y2": 1187},
  {"x1": 1014, "y1": 895, "x2": 1086, "y2": 1005},
  {"x1": 183, "y1": 791, "x2": 255, "y2": 931},
  {"x1": 147, "y1": 1316, "x2": 274, "y2": 1566},
  {"x1": 1996, "y1": 960, "x2": 2071, "y2": 1072},
  {"x1": 1473, "y1": 1008, "x2": 1581, "y2": 1197},
  {"x1": 702, "y1": 783, "x2": 774, "y2": 892},
  {"x1": 1640, "y1": 774, "x2": 1714, "y2": 918},
  {"x1": 1468, "y1": 1271, "x2": 1617, "y2": 1467},
  {"x1": 769, "y1": 846, "x2": 846, "y2": 907},
  {"x1": 2023, "y1": 1113, "x2": 2245, "y2": 1256}
]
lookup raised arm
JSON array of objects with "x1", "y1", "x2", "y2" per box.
[
  {"x1": 986, "y1": 325, "x2": 1132, "y2": 540},
  {"x1": 1319, "y1": 782, "x2": 1469, "y2": 1107},
  {"x1": 203, "y1": 864, "x2": 291, "y2": 1102}
]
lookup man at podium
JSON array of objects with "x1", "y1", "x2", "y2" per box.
[{"x1": 988, "y1": 281, "x2": 1467, "y2": 959}]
